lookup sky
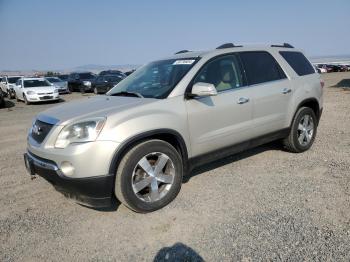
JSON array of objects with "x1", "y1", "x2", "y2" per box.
[{"x1": 0, "y1": 0, "x2": 349, "y2": 70}]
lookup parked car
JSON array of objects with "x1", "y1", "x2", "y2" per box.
[
  {"x1": 67, "y1": 72, "x2": 96, "y2": 92},
  {"x1": 57, "y1": 74, "x2": 69, "y2": 81},
  {"x1": 124, "y1": 69, "x2": 136, "y2": 76},
  {"x1": 0, "y1": 90, "x2": 5, "y2": 108},
  {"x1": 91, "y1": 75, "x2": 124, "y2": 94},
  {"x1": 45, "y1": 77, "x2": 69, "y2": 94},
  {"x1": 340, "y1": 65, "x2": 348, "y2": 72},
  {"x1": 316, "y1": 65, "x2": 327, "y2": 73},
  {"x1": 327, "y1": 64, "x2": 342, "y2": 72},
  {"x1": 0, "y1": 76, "x2": 23, "y2": 98},
  {"x1": 14, "y1": 78, "x2": 60, "y2": 104},
  {"x1": 24, "y1": 43, "x2": 323, "y2": 213},
  {"x1": 99, "y1": 70, "x2": 126, "y2": 78}
]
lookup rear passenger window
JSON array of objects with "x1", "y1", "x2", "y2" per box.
[
  {"x1": 239, "y1": 51, "x2": 286, "y2": 85},
  {"x1": 279, "y1": 51, "x2": 315, "y2": 76}
]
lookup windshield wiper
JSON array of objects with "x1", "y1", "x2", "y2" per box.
[{"x1": 110, "y1": 91, "x2": 143, "y2": 98}]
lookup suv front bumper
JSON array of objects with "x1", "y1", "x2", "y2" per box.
[{"x1": 24, "y1": 151, "x2": 115, "y2": 207}]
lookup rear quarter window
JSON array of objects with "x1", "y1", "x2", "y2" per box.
[
  {"x1": 239, "y1": 51, "x2": 286, "y2": 86},
  {"x1": 279, "y1": 51, "x2": 315, "y2": 76}
]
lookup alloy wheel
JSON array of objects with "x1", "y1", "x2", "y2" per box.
[
  {"x1": 131, "y1": 152, "x2": 175, "y2": 202},
  {"x1": 297, "y1": 114, "x2": 314, "y2": 146}
]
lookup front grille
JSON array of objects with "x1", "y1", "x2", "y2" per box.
[
  {"x1": 38, "y1": 92, "x2": 53, "y2": 95},
  {"x1": 31, "y1": 120, "x2": 54, "y2": 144}
]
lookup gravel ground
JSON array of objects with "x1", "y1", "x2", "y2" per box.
[{"x1": 0, "y1": 72, "x2": 350, "y2": 261}]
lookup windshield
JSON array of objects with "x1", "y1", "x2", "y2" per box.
[
  {"x1": 79, "y1": 73, "x2": 95, "y2": 79},
  {"x1": 24, "y1": 79, "x2": 51, "y2": 88},
  {"x1": 46, "y1": 77, "x2": 61, "y2": 83},
  {"x1": 105, "y1": 75, "x2": 123, "y2": 82},
  {"x1": 58, "y1": 75, "x2": 68, "y2": 81},
  {"x1": 107, "y1": 58, "x2": 198, "y2": 99},
  {"x1": 8, "y1": 77, "x2": 21, "y2": 84}
]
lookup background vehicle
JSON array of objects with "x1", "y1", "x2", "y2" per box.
[
  {"x1": 316, "y1": 64, "x2": 327, "y2": 73},
  {"x1": 25, "y1": 43, "x2": 323, "y2": 213},
  {"x1": 91, "y1": 74, "x2": 124, "y2": 94},
  {"x1": 124, "y1": 69, "x2": 135, "y2": 76},
  {"x1": 0, "y1": 76, "x2": 22, "y2": 98},
  {"x1": 46, "y1": 77, "x2": 69, "y2": 94},
  {"x1": 14, "y1": 78, "x2": 60, "y2": 104},
  {"x1": 67, "y1": 72, "x2": 96, "y2": 92},
  {"x1": 0, "y1": 91, "x2": 5, "y2": 108},
  {"x1": 57, "y1": 74, "x2": 69, "y2": 81},
  {"x1": 99, "y1": 70, "x2": 126, "y2": 78}
]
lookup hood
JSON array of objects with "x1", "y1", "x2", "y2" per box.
[
  {"x1": 54, "y1": 82, "x2": 67, "y2": 88},
  {"x1": 26, "y1": 86, "x2": 56, "y2": 93},
  {"x1": 37, "y1": 95, "x2": 156, "y2": 125}
]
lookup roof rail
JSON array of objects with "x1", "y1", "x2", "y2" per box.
[
  {"x1": 271, "y1": 43, "x2": 294, "y2": 48},
  {"x1": 216, "y1": 43, "x2": 242, "y2": 49},
  {"x1": 175, "y1": 50, "x2": 190, "y2": 54}
]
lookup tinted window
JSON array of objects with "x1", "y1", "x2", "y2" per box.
[
  {"x1": 24, "y1": 79, "x2": 51, "y2": 88},
  {"x1": 193, "y1": 55, "x2": 245, "y2": 92},
  {"x1": 78, "y1": 73, "x2": 95, "y2": 79},
  {"x1": 105, "y1": 75, "x2": 122, "y2": 82},
  {"x1": 279, "y1": 51, "x2": 315, "y2": 76},
  {"x1": 8, "y1": 77, "x2": 21, "y2": 84},
  {"x1": 240, "y1": 51, "x2": 286, "y2": 85},
  {"x1": 46, "y1": 77, "x2": 60, "y2": 82}
]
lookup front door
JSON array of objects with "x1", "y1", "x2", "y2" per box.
[{"x1": 186, "y1": 54, "x2": 254, "y2": 157}]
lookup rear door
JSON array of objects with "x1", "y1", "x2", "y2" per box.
[
  {"x1": 186, "y1": 54, "x2": 254, "y2": 157},
  {"x1": 239, "y1": 51, "x2": 291, "y2": 137}
]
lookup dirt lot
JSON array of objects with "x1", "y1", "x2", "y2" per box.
[{"x1": 1, "y1": 73, "x2": 350, "y2": 261}]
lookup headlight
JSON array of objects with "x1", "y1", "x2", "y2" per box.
[
  {"x1": 55, "y1": 117, "x2": 106, "y2": 148},
  {"x1": 27, "y1": 91, "x2": 35, "y2": 95},
  {"x1": 83, "y1": 81, "x2": 91, "y2": 86},
  {"x1": 54, "y1": 89, "x2": 59, "y2": 93}
]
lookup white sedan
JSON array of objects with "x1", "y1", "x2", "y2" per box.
[{"x1": 14, "y1": 78, "x2": 60, "y2": 104}]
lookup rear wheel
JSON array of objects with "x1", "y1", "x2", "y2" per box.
[
  {"x1": 115, "y1": 140, "x2": 183, "y2": 213},
  {"x1": 283, "y1": 107, "x2": 317, "y2": 153}
]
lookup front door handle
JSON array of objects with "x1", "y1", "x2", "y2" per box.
[
  {"x1": 237, "y1": 97, "x2": 250, "y2": 104},
  {"x1": 282, "y1": 88, "x2": 292, "y2": 94}
]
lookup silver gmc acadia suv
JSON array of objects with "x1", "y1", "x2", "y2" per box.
[{"x1": 24, "y1": 43, "x2": 324, "y2": 212}]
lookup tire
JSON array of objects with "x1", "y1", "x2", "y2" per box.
[
  {"x1": 283, "y1": 107, "x2": 317, "y2": 153},
  {"x1": 23, "y1": 94, "x2": 30, "y2": 105},
  {"x1": 115, "y1": 139, "x2": 183, "y2": 213}
]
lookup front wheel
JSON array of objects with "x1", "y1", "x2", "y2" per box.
[
  {"x1": 283, "y1": 107, "x2": 317, "y2": 153},
  {"x1": 115, "y1": 140, "x2": 183, "y2": 213},
  {"x1": 23, "y1": 94, "x2": 30, "y2": 105}
]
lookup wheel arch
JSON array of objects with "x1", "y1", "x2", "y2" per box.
[
  {"x1": 108, "y1": 129, "x2": 189, "y2": 175},
  {"x1": 292, "y1": 98, "x2": 321, "y2": 125}
]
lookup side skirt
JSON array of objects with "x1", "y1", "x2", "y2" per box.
[{"x1": 188, "y1": 128, "x2": 290, "y2": 170}]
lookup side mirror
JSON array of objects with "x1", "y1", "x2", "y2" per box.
[{"x1": 190, "y1": 82, "x2": 217, "y2": 97}]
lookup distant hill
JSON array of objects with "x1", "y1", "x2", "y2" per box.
[{"x1": 0, "y1": 64, "x2": 141, "y2": 76}]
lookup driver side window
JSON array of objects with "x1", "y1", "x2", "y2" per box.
[{"x1": 194, "y1": 55, "x2": 245, "y2": 92}]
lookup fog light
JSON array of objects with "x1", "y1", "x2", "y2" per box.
[{"x1": 60, "y1": 161, "x2": 75, "y2": 177}]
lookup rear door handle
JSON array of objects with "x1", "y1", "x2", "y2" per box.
[
  {"x1": 237, "y1": 97, "x2": 250, "y2": 104},
  {"x1": 282, "y1": 88, "x2": 292, "y2": 94}
]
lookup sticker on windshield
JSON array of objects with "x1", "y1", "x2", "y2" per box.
[{"x1": 173, "y1": 59, "x2": 195, "y2": 65}]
